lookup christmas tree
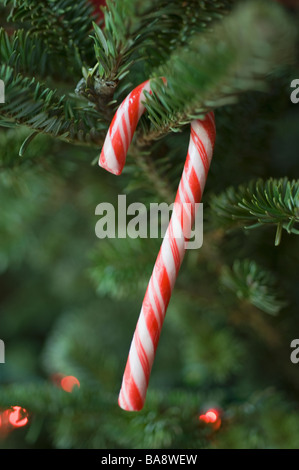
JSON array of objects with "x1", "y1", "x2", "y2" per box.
[{"x1": 0, "y1": 0, "x2": 299, "y2": 449}]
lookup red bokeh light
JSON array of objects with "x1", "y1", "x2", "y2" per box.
[
  {"x1": 60, "y1": 375, "x2": 80, "y2": 393},
  {"x1": 0, "y1": 406, "x2": 29, "y2": 437},
  {"x1": 89, "y1": 0, "x2": 106, "y2": 21},
  {"x1": 199, "y1": 408, "x2": 221, "y2": 430},
  {"x1": 8, "y1": 406, "x2": 29, "y2": 428}
]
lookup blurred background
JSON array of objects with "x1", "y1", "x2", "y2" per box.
[{"x1": 0, "y1": 0, "x2": 299, "y2": 449}]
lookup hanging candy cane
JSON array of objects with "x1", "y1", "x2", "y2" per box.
[
  {"x1": 99, "y1": 79, "x2": 216, "y2": 411},
  {"x1": 100, "y1": 79, "x2": 165, "y2": 175}
]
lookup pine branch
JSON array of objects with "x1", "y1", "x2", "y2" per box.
[
  {"x1": 77, "y1": 0, "x2": 148, "y2": 113},
  {"x1": 4, "y1": 0, "x2": 95, "y2": 69},
  {"x1": 93, "y1": 0, "x2": 236, "y2": 81},
  {"x1": 0, "y1": 28, "x2": 55, "y2": 79},
  {"x1": 89, "y1": 238, "x2": 158, "y2": 300},
  {"x1": 85, "y1": 0, "x2": 236, "y2": 113},
  {"x1": 141, "y1": 0, "x2": 297, "y2": 142},
  {"x1": 221, "y1": 259, "x2": 287, "y2": 315},
  {"x1": 0, "y1": 0, "x2": 240, "y2": 141},
  {"x1": 0, "y1": 28, "x2": 109, "y2": 146},
  {"x1": 210, "y1": 178, "x2": 299, "y2": 246},
  {"x1": 125, "y1": 145, "x2": 175, "y2": 205},
  {"x1": 0, "y1": 64, "x2": 107, "y2": 146},
  {"x1": 0, "y1": 126, "x2": 51, "y2": 168}
]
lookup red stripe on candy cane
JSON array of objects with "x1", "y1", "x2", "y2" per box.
[
  {"x1": 99, "y1": 78, "x2": 216, "y2": 411},
  {"x1": 100, "y1": 79, "x2": 154, "y2": 174}
]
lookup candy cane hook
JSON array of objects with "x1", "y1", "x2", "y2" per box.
[
  {"x1": 99, "y1": 79, "x2": 216, "y2": 411},
  {"x1": 100, "y1": 79, "x2": 165, "y2": 175}
]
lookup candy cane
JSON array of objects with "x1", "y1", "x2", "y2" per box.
[
  {"x1": 100, "y1": 79, "x2": 164, "y2": 175},
  {"x1": 99, "y1": 79, "x2": 216, "y2": 411}
]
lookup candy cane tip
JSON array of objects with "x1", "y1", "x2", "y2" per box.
[
  {"x1": 118, "y1": 388, "x2": 145, "y2": 411},
  {"x1": 117, "y1": 395, "x2": 127, "y2": 411},
  {"x1": 99, "y1": 155, "x2": 122, "y2": 176},
  {"x1": 118, "y1": 395, "x2": 138, "y2": 412},
  {"x1": 118, "y1": 400, "x2": 132, "y2": 412}
]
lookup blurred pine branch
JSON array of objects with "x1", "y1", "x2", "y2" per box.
[
  {"x1": 142, "y1": 0, "x2": 297, "y2": 141},
  {"x1": 220, "y1": 259, "x2": 287, "y2": 315},
  {"x1": 210, "y1": 178, "x2": 299, "y2": 246}
]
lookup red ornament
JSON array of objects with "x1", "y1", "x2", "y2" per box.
[{"x1": 89, "y1": 0, "x2": 106, "y2": 22}]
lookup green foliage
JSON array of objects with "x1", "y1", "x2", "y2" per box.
[
  {"x1": 92, "y1": 0, "x2": 137, "y2": 82},
  {"x1": 1, "y1": 0, "x2": 296, "y2": 146},
  {"x1": 5, "y1": 0, "x2": 95, "y2": 68},
  {"x1": 143, "y1": 0, "x2": 297, "y2": 137},
  {"x1": 179, "y1": 307, "x2": 245, "y2": 385},
  {"x1": 1, "y1": 381, "x2": 299, "y2": 449},
  {"x1": 0, "y1": 27, "x2": 99, "y2": 143},
  {"x1": 93, "y1": 0, "x2": 236, "y2": 82},
  {"x1": 0, "y1": 3, "x2": 105, "y2": 145},
  {"x1": 210, "y1": 178, "x2": 299, "y2": 246},
  {"x1": 220, "y1": 259, "x2": 287, "y2": 315},
  {"x1": 0, "y1": 64, "x2": 106, "y2": 144},
  {"x1": 0, "y1": 126, "x2": 47, "y2": 167},
  {"x1": 213, "y1": 391, "x2": 299, "y2": 449},
  {"x1": 0, "y1": 0, "x2": 298, "y2": 451},
  {"x1": 0, "y1": 28, "x2": 50, "y2": 78},
  {"x1": 88, "y1": 238, "x2": 159, "y2": 300},
  {"x1": 88, "y1": 0, "x2": 236, "y2": 114}
]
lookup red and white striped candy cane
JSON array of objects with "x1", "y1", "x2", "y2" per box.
[
  {"x1": 100, "y1": 79, "x2": 166, "y2": 175},
  {"x1": 99, "y1": 79, "x2": 216, "y2": 411}
]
